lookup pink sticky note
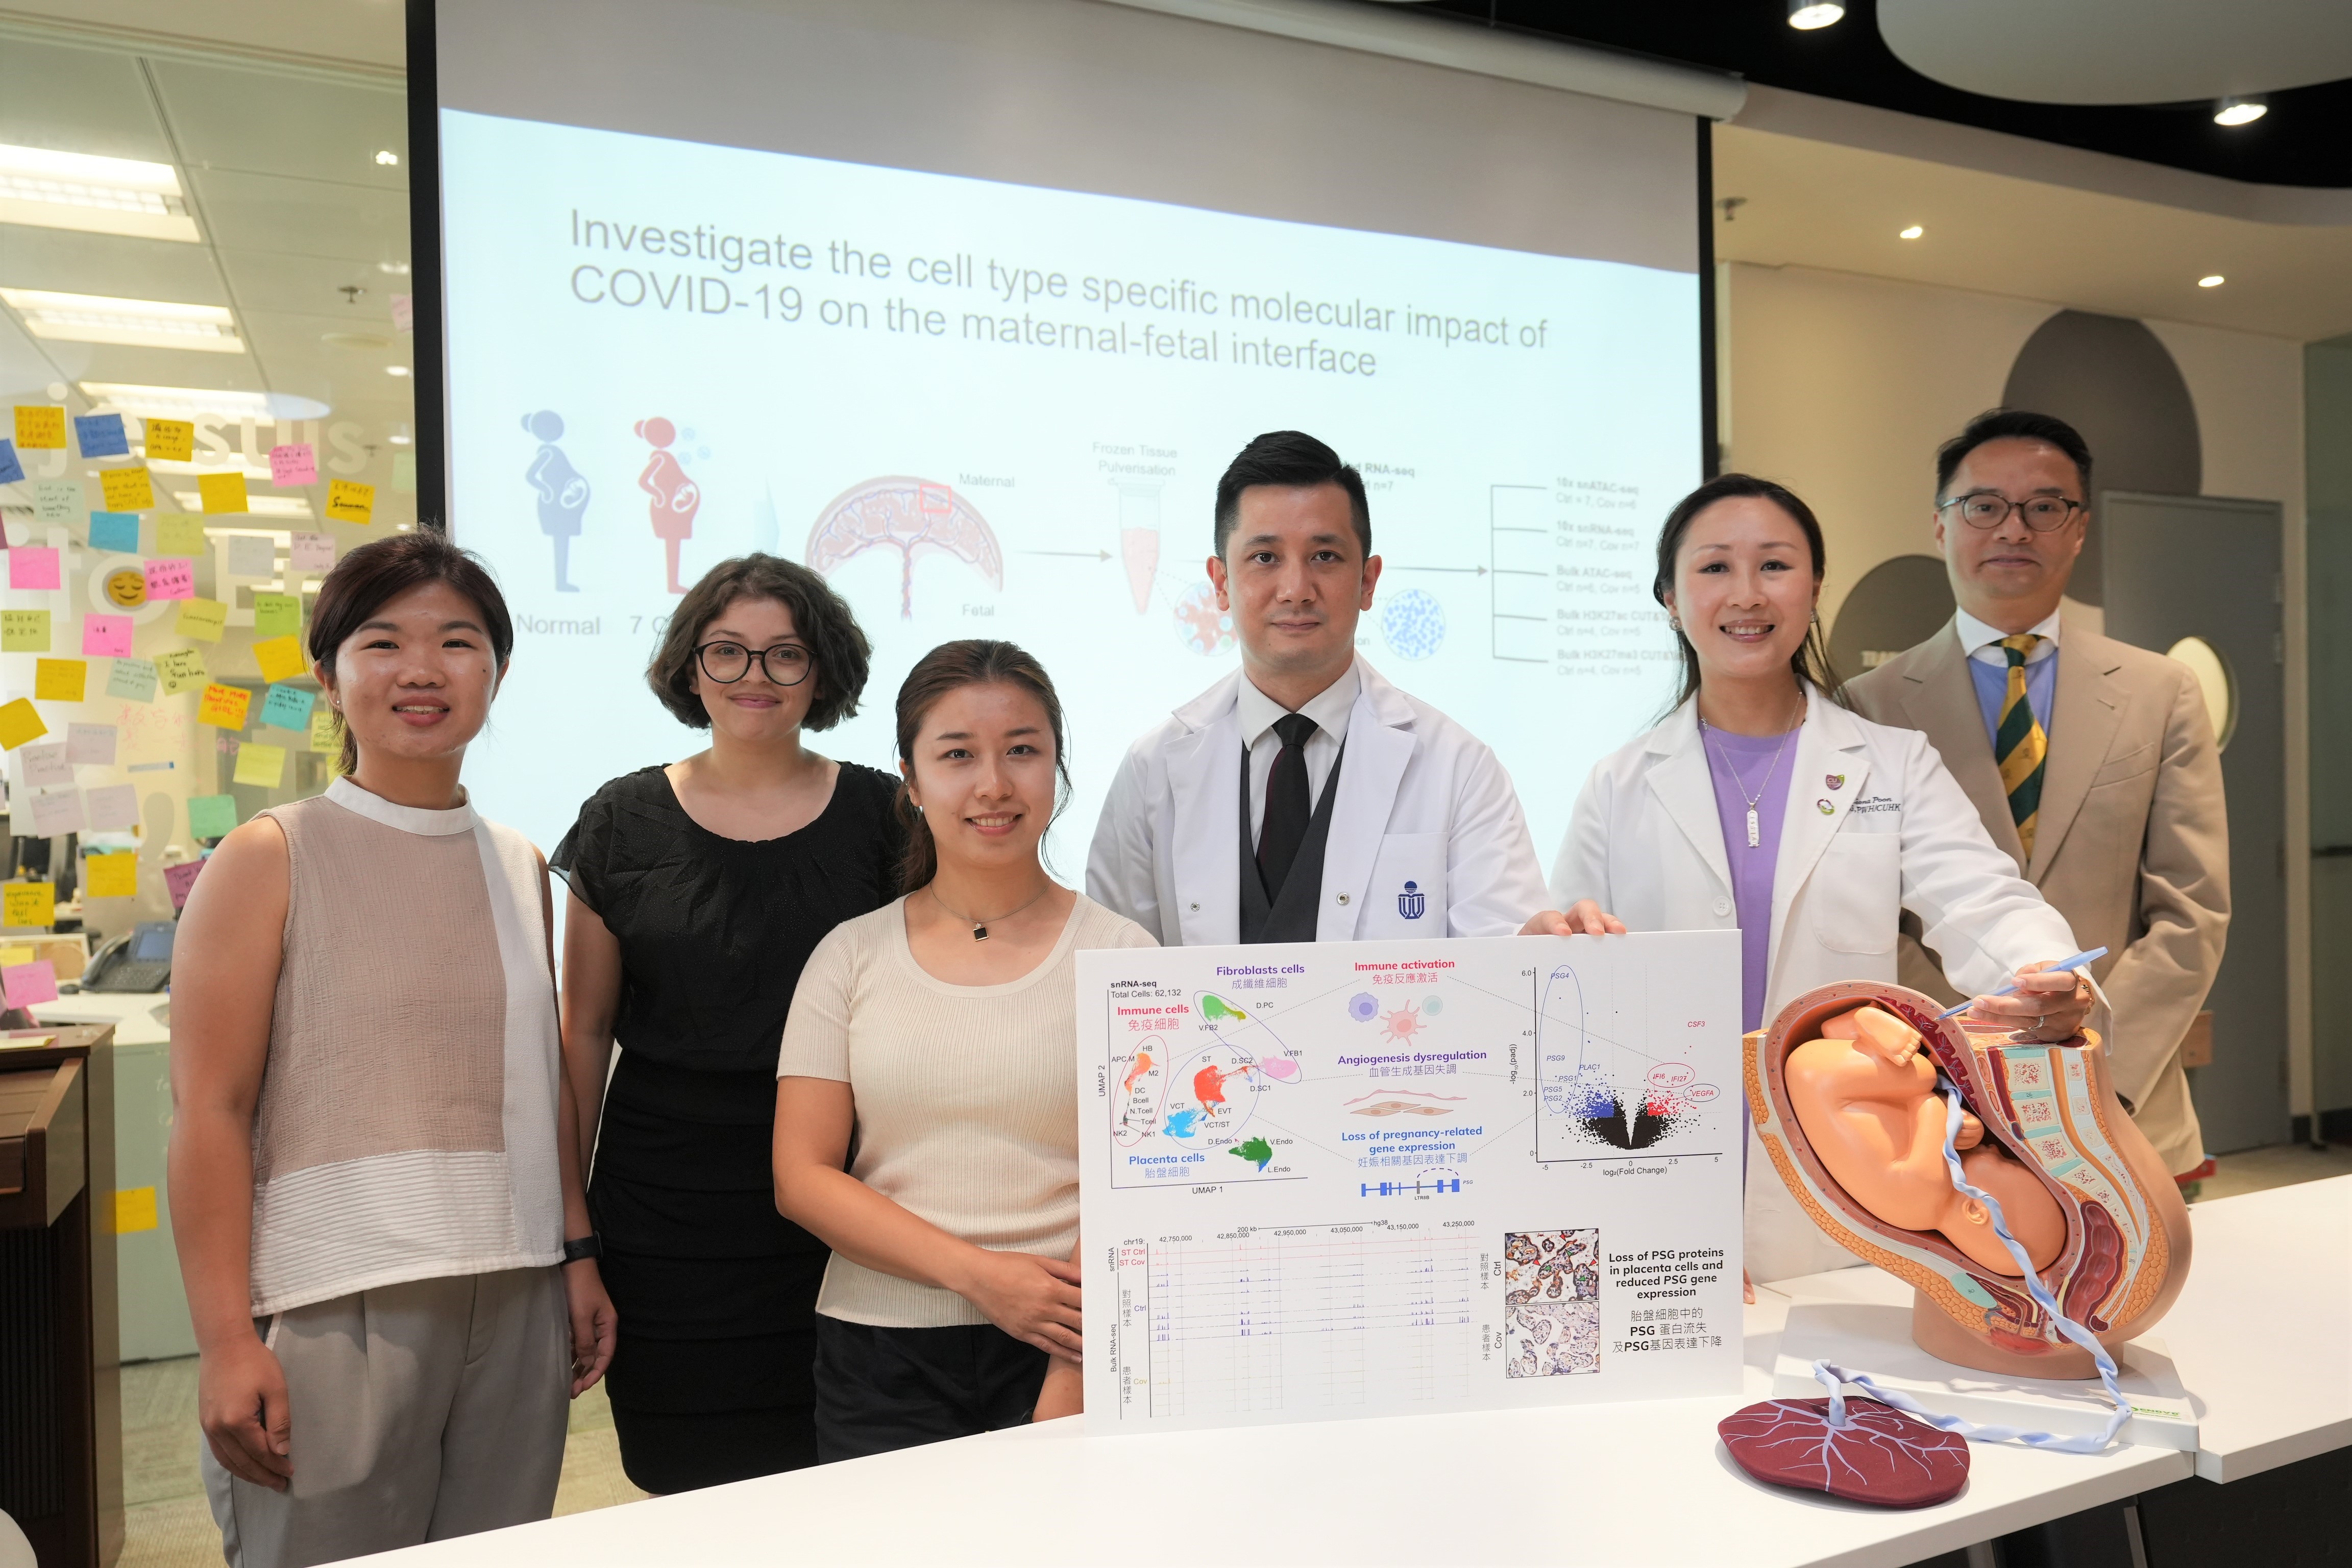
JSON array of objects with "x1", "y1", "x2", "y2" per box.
[
  {"x1": 270, "y1": 443, "x2": 317, "y2": 487},
  {"x1": 8, "y1": 547, "x2": 59, "y2": 591},
  {"x1": 81, "y1": 614, "x2": 133, "y2": 657},
  {"x1": 3, "y1": 959, "x2": 58, "y2": 1008},
  {"x1": 143, "y1": 557, "x2": 194, "y2": 600},
  {"x1": 165, "y1": 859, "x2": 204, "y2": 912}
]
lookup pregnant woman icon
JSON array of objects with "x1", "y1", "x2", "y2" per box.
[
  {"x1": 635, "y1": 416, "x2": 701, "y2": 594},
  {"x1": 522, "y1": 410, "x2": 590, "y2": 593}
]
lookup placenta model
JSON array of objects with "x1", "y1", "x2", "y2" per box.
[{"x1": 1747, "y1": 982, "x2": 2190, "y2": 1379}]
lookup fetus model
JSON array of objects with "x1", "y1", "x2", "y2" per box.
[{"x1": 1748, "y1": 982, "x2": 2190, "y2": 1379}]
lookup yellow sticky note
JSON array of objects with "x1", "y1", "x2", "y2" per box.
[
  {"x1": 307, "y1": 707, "x2": 338, "y2": 754},
  {"x1": 1, "y1": 610, "x2": 50, "y2": 652},
  {"x1": 252, "y1": 634, "x2": 307, "y2": 684},
  {"x1": 86, "y1": 850, "x2": 137, "y2": 899},
  {"x1": 156, "y1": 515, "x2": 208, "y2": 556},
  {"x1": 34, "y1": 658, "x2": 85, "y2": 703},
  {"x1": 198, "y1": 471, "x2": 249, "y2": 514},
  {"x1": 4, "y1": 883, "x2": 55, "y2": 927},
  {"x1": 325, "y1": 479, "x2": 375, "y2": 524},
  {"x1": 0, "y1": 700, "x2": 45, "y2": 751},
  {"x1": 253, "y1": 593, "x2": 301, "y2": 638},
  {"x1": 197, "y1": 682, "x2": 251, "y2": 730},
  {"x1": 153, "y1": 648, "x2": 209, "y2": 696},
  {"x1": 113, "y1": 1186, "x2": 159, "y2": 1234},
  {"x1": 14, "y1": 406, "x2": 64, "y2": 449},
  {"x1": 233, "y1": 741, "x2": 285, "y2": 788},
  {"x1": 0, "y1": 946, "x2": 30, "y2": 967},
  {"x1": 176, "y1": 598, "x2": 228, "y2": 643},
  {"x1": 144, "y1": 418, "x2": 194, "y2": 462},
  {"x1": 100, "y1": 467, "x2": 154, "y2": 512}
]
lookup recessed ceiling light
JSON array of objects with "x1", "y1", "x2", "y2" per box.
[
  {"x1": 375, "y1": 150, "x2": 400, "y2": 166},
  {"x1": 385, "y1": 365, "x2": 410, "y2": 377},
  {"x1": 376, "y1": 261, "x2": 411, "y2": 276},
  {"x1": 1899, "y1": 225, "x2": 1925, "y2": 240},
  {"x1": 0, "y1": 287, "x2": 241, "y2": 352},
  {"x1": 0, "y1": 143, "x2": 200, "y2": 242},
  {"x1": 80, "y1": 382, "x2": 333, "y2": 422},
  {"x1": 1787, "y1": 0, "x2": 1844, "y2": 29},
  {"x1": 2198, "y1": 275, "x2": 2225, "y2": 288},
  {"x1": 2214, "y1": 97, "x2": 2267, "y2": 127}
]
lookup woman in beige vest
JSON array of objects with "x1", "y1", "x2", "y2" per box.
[{"x1": 170, "y1": 532, "x2": 614, "y2": 1568}]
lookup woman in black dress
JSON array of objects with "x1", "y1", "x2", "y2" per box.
[{"x1": 552, "y1": 555, "x2": 900, "y2": 1492}]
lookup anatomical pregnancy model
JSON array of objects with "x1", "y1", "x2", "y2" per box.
[{"x1": 1748, "y1": 982, "x2": 2189, "y2": 1380}]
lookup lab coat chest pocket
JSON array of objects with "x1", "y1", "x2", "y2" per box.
[
  {"x1": 1358, "y1": 832, "x2": 1447, "y2": 939},
  {"x1": 1809, "y1": 830, "x2": 1899, "y2": 954}
]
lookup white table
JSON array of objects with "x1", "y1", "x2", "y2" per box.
[{"x1": 354, "y1": 1179, "x2": 2352, "y2": 1567}]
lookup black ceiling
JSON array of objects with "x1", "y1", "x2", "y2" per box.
[{"x1": 1407, "y1": 0, "x2": 2352, "y2": 189}]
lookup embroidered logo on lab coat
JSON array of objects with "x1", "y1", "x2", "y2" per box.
[{"x1": 1398, "y1": 880, "x2": 1426, "y2": 919}]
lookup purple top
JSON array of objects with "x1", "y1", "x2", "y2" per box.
[{"x1": 1701, "y1": 722, "x2": 1800, "y2": 1035}]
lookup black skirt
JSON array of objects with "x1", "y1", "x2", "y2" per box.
[{"x1": 591, "y1": 1052, "x2": 829, "y2": 1493}]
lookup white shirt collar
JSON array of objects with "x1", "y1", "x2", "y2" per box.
[
  {"x1": 1956, "y1": 605, "x2": 2063, "y2": 666},
  {"x1": 1235, "y1": 660, "x2": 1360, "y2": 749},
  {"x1": 325, "y1": 775, "x2": 478, "y2": 837}
]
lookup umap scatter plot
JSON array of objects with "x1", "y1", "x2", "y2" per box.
[
  {"x1": 1503, "y1": 1228, "x2": 1600, "y2": 1378},
  {"x1": 1380, "y1": 587, "x2": 1446, "y2": 660}
]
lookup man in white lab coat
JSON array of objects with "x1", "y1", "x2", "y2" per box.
[{"x1": 1088, "y1": 430, "x2": 1592, "y2": 946}]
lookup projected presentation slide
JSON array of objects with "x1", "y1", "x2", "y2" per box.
[{"x1": 438, "y1": 110, "x2": 1698, "y2": 865}]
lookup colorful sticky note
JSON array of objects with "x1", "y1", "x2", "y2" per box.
[
  {"x1": 153, "y1": 649, "x2": 208, "y2": 696},
  {"x1": 165, "y1": 858, "x2": 204, "y2": 910},
  {"x1": 8, "y1": 548, "x2": 58, "y2": 591},
  {"x1": 393, "y1": 452, "x2": 417, "y2": 493},
  {"x1": 259, "y1": 683, "x2": 314, "y2": 730},
  {"x1": 19, "y1": 744, "x2": 69, "y2": 788},
  {"x1": 197, "y1": 683, "x2": 251, "y2": 729},
  {"x1": 176, "y1": 598, "x2": 228, "y2": 643},
  {"x1": 233, "y1": 741, "x2": 286, "y2": 789},
  {"x1": 144, "y1": 418, "x2": 193, "y2": 462},
  {"x1": 84, "y1": 851, "x2": 136, "y2": 899},
  {"x1": 14, "y1": 407, "x2": 64, "y2": 449},
  {"x1": 325, "y1": 479, "x2": 375, "y2": 524},
  {"x1": 26, "y1": 787, "x2": 80, "y2": 838},
  {"x1": 156, "y1": 515, "x2": 208, "y2": 556},
  {"x1": 290, "y1": 532, "x2": 335, "y2": 571},
  {"x1": 33, "y1": 482, "x2": 79, "y2": 524},
  {"x1": 0, "y1": 946, "x2": 29, "y2": 967},
  {"x1": 66, "y1": 724, "x2": 115, "y2": 766},
  {"x1": 74, "y1": 412, "x2": 128, "y2": 458},
  {"x1": 107, "y1": 658, "x2": 158, "y2": 703},
  {"x1": 253, "y1": 593, "x2": 301, "y2": 638},
  {"x1": 2, "y1": 611, "x2": 51, "y2": 652},
  {"x1": 84, "y1": 782, "x2": 137, "y2": 830},
  {"x1": 252, "y1": 635, "x2": 307, "y2": 685},
  {"x1": 0, "y1": 701, "x2": 46, "y2": 751},
  {"x1": 115, "y1": 1186, "x2": 158, "y2": 1232},
  {"x1": 89, "y1": 513, "x2": 140, "y2": 554},
  {"x1": 0, "y1": 440, "x2": 22, "y2": 485},
  {"x1": 1, "y1": 883, "x2": 54, "y2": 927},
  {"x1": 143, "y1": 558, "x2": 194, "y2": 600},
  {"x1": 81, "y1": 615, "x2": 132, "y2": 657},
  {"x1": 3, "y1": 960, "x2": 58, "y2": 1005},
  {"x1": 198, "y1": 471, "x2": 249, "y2": 514},
  {"x1": 186, "y1": 794, "x2": 237, "y2": 840},
  {"x1": 307, "y1": 707, "x2": 338, "y2": 754},
  {"x1": 100, "y1": 467, "x2": 155, "y2": 511},
  {"x1": 270, "y1": 444, "x2": 317, "y2": 486},
  {"x1": 226, "y1": 535, "x2": 274, "y2": 577},
  {"x1": 34, "y1": 659, "x2": 86, "y2": 703}
]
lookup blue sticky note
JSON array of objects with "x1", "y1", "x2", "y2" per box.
[
  {"x1": 88, "y1": 512, "x2": 140, "y2": 553},
  {"x1": 259, "y1": 683, "x2": 315, "y2": 731},
  {"x1": 0, "y1": 440, "x2": 21, "y2": 486},
  {"x1": 74, "y1": 412, "x2": 129, "y2": 458}
]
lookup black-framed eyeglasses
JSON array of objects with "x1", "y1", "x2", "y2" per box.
[
  {"x1": 1937, "y1": 492, "x2": 2084, "y2": 532},
  {"x1": 695, "y1": 641, "x2": 814, "y2": 686}
]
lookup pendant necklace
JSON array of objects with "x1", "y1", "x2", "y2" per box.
[
  {"x1": 930, "y1": 880, "x2": 1055, "y2": 941},
  {"x1": 1702, "y1": 702, "x2": 1804, "y2": 849}
]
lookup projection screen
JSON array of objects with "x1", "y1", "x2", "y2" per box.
[{"x1": 422, "y1": 0, "x2": 1723, "y2": 870}]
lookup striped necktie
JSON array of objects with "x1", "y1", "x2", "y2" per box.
[{"x1": 1995, "y1": 633, "x2": 2048, "y2": 863}]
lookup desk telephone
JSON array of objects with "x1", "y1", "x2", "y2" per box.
[{"x1": 80, "y1": 920, "x2": 176, "y2": 994}]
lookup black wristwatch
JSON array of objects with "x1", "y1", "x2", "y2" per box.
[{"x1": 561, "y1": 1234, "x2": 602, "y2": 1265}]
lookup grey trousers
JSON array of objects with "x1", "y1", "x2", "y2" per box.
[{"x1": 202, "y1": 1266, "x2": 570, "y2": 1568}]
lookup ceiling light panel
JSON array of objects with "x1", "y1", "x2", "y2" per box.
[
  {"x1": 80, "y1": 382, "x2": 332, "y2": 422},
  {"x1": 1, "y1": 288, "x2": 242, "y2": 352},
  {"x1": 0, "y1": 143, "x2": 201, "y2": 242}
]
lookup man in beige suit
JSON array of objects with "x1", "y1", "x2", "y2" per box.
[{"x1": 1846, "y1": 409, "x2": 2227, "y2": 1176}]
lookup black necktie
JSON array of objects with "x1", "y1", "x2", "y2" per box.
[{"x1": 1257, "y1": 712, "x2": 1318, "y2": 897}]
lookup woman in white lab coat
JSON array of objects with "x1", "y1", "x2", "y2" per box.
[{"x1": 1550, "y1": 474, "x2": 2088, "y2": 1285}]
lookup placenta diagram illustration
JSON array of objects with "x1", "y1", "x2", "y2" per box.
[{"x1": 806, "y1": 476, "x2": 1006, "y2": 618}]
